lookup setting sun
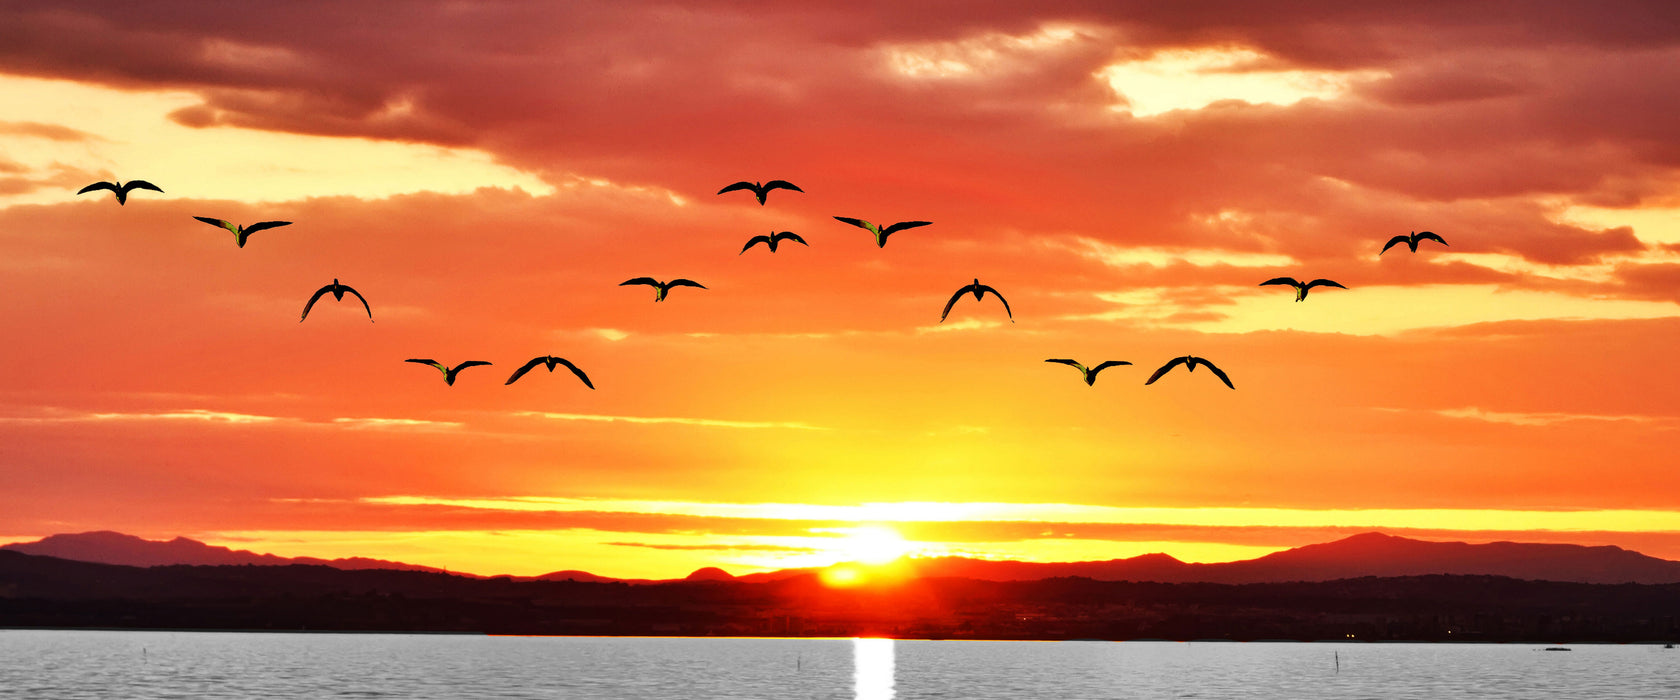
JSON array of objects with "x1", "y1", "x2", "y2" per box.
[{"x1": 828, "y1": 525, "x2": 915, "y2": 566}]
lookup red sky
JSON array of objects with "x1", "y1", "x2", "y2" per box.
[{"x1": 2, "y1": 1, "x2": 1679, "y2": 578}]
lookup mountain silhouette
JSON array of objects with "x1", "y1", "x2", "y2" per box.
[
  {"x1": 751, "y1": 532, "x2": 1680, "y2": 585},
  {"x1": 9, "y1": 531, "x2": 1680, "y2": 585},
  {"x1": 0, "y1": 531, "x2": 456, "y2": 575},
  {"x1": 684, "y1": 567, "x2": 736, "y2": 582}
]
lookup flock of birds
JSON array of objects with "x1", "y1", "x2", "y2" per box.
[{"x1": 76, "y1": 176, "x2": 1450, "y2": 393}]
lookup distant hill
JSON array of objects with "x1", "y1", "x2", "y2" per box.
[
  {"x1": 761, "y1": 532, "x2": 1680, "y2": 586},
  {"x1": 0, "y1": 531, "x2": 460, "y2": 575},
  {"x1": 10, "y1": 530, "x2": 1680, "y2": 585},
  {"x1": 521, "y1": 570, "x2": 622, "y2": 583}
]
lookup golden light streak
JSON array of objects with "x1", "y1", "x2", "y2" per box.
[
  {"x1": 1078, "y1": 284, "x2": 1680, "y2": 334},
  {"x1": 885, "y1": 25, "x2": 1088, "y2": 79},
  {"x1": 1073, "y1": 238, "x2": 1297, "y2": 268},
  {"x1": 0, "y1": 74, "x2": 552, "y2": 207},
  {"x1": 1551, "y1": 203, "x2": 1680, "y2": 246},
  {"x1": 1098, "y1": 47, "x2": 1388, "y2": 116},
  {"x1": 356, "y1": 496, "x2": 1680, "y2": 534},
  {"x1": 515, "y1": 411, "x2": 826, "y2": 430}
]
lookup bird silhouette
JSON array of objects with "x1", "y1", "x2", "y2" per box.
[
  {"x1": 405, "y1": 359, "x2": 492, "y2": 386},
  {"x1": 300, "y1": 279, "x2": 373, "y2": 322},
  {"x1": 833, "y1": 217, "x2": 931, "y2": 248},
  {"x1": 620, "y1": 277, "x2": 707, "y2": 302},
  {"x1": 740, "y1": 231, "x2": 808, "y2": 255},
  {"x1": 717, "y1": 180, "x2": 803, "y2": 205},
  {"x1": 1259, "y1": 277, "x2": 1347, "y2": 302},
  {"x1": 194, "y1": 216, "x2": 291, "y2": 248},
  {"x1": 941, "y1": 278, "x2": 1014, "y2": 323},
  {"x1": 1045, "y1": 359, "x2": 1132, "y2": 386},
  {"x1": 1380, "y1": 231, "x2": 1448, "y2": 255},
  {"x1": 506, "y1": 356, "x2": 595, "y2": 388},
  {"x1": 1145, "y1": 356, "x2": 1235, "y2": 389},
  {"x1": 77, "y1": 180, "x2": 162, "y2": 205}
]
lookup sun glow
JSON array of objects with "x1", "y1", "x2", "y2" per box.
[{"x1": 827, "y1": 525, "x2": 914, "y2": 565}]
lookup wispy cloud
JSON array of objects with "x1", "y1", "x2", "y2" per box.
[
  {"x1": 330, "y1": 417, "x2": 464, "y2": 431},
  {"x1": 515, "y1": 411, "x2": 825, "y2": 430},
  {"x1": 914, "y1": 318, "x2": 1010, "y2": 334},
  {"x1": 1420, "y1": 406, "x2": 1669, "y2": 427},
  {"x1": 0, "y1": 408, "x2": 289, "y2": 425},
  {"x1": 0, "y1": 408, "x2": 463, "y2": 431}
]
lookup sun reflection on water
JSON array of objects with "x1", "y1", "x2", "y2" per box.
[{"x1": 853, "y1": 637, "x2": 895, "y2": 699}]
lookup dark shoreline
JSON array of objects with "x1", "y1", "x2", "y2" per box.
[
  {"x1": 6, "y1": 551, "x2": 1680, "y2": 643},
  {"x1": 3, "y1": 629, "x2": 1677, "y2": 647}
]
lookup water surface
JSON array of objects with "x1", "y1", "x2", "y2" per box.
[{"x1": 3, "y1": 630, "x2": 1677, "y2": 698}]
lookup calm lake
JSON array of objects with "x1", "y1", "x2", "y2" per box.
[{"x1": 2, "y1": 630, "x2": 1677, "y2": 698}]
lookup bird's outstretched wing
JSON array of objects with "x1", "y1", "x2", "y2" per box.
[
  {"x1": 1198, "y1": 359, "x2": 1236, "y2": 389},
  {"x1": 342, "y1": 285, "x2": 373, "y2": 320},
  {"x1": 740, "y1": 235, "x2": 771, "y2": 254},
  {"x1": 940, "y1": 286, "x2": 969, "y2": 322},
  {"x1": 1045, "y1": 358, "x2": 1085, "y2": 372},
  {"x1": 833, "y1": 216, "x2": 877, "y2": 234},
  {"x1": 406, "y1": 359, "x2": 446, "y2": 375},
  {"x1": 300, "y1": 284, "x2": 334, "y2": 322},
  {"x1": 620, "y1": 277, "x2": 660, "y2": 287},
  {"x1": 1144, "y1": 357, "x2": 1189, "y2": 385},
  {"x1": 1415, "y1": 231, "x2": 1448, "y2": 247},
  {"x1": 773, "y1": 231, "x2": 807, "y2": 246},
  {"x1": 1304, "y1": 279, "x2": 1346, "y2": 290},
  {"x1": 453, "y1": 360, "x2": 493, "y2": 372},
  {"x1": 194, "y1": 216, "x2": 241, "y2": 235},
  {"x1": 1379, "y1": 235, "x2": 1411, "y2": 254},
  {"x1": 883, "y1": 221, "x2": 932, "y2": 236},
  {"x1": 123, "y1": 180, "x2": 163, "y2": 194},
  {"x1": 763, "y1": 180, "x2": 803, "y2": 194},
  {"x1": 554, "y1": 358, "x2": 596, "y2": 389},
  {"x1": 77, "y1": 181, "x2": 118, "y2": 195},
  {"x1": 717, "y1": 181, "x2": 757, "y2": 196},
  {"x1": 667, "y1": 279, "x2": 707, "y2": 289},
  {"x1": 505, "y1": 357, "x2": 546, "y2": 385},
  {"x1": 1090, "y1": 360, "x2": 1133, "y2": 374},
  {"x1": 1259, "y1": 277, "x2": 1299, "y2": 287},
  {"x1": 243, "y1": 221, "x2": 292, "y2": 235},
  {"x1": 978, "y1": 285, "x2": 1014, "y2": 321}
]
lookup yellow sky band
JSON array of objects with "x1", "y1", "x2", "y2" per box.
[{"x1": 357, "y1": 496, "x2": 1680, "y2": 533}]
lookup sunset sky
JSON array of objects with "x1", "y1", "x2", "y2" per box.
[{"x1": 3, "y1": 1, "x2": 1680, "y2": 579}]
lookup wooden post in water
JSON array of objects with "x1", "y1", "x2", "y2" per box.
[{"x1": 1334, "y1": 650, "x2": 1339, "y2": 674}]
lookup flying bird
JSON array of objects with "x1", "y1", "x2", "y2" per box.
[
  {"x1": 1045, "y1": 359, "x2": 1132, "y2": 386},
  {"x1": 405, "y1": 359, "x2": 492, "y2": 386},
  {"x1": 505, "y1": 356, "x2": 595, "y2": 388},
  {"x1": 941, "y1": 278, "x2": 1014, "y2": 323},
  {"x1": 194, "y1": 216, "x2": 291, "y2": 248},
  {"x1": 717, "y1": 180, "x2": 803, "y2": 205},
  {"x1": 1259, "y1": 277, "x2": 1347, "y2": 302},
  {"x1": 300, "y1": 279, "x2": 373, "y2": 322},
  {"x1": 740, "y1": 231, "x2": 808, "y2": 255},
  {"x1": 1145, "y1": 356, "x2": 1235, "y2": 390},
  {"x1": 77, "y1": 179, "x2": 163, "y2": 205},
  {"x1": 620, "y1": 277, "x2": 707, "y2": 302},
  {"x1": 833, "y1": 216, "x2": 931, "y2": 248},
  {"x1": 1380, "y1": 230, "x2": 1448, "y2": 255}
]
